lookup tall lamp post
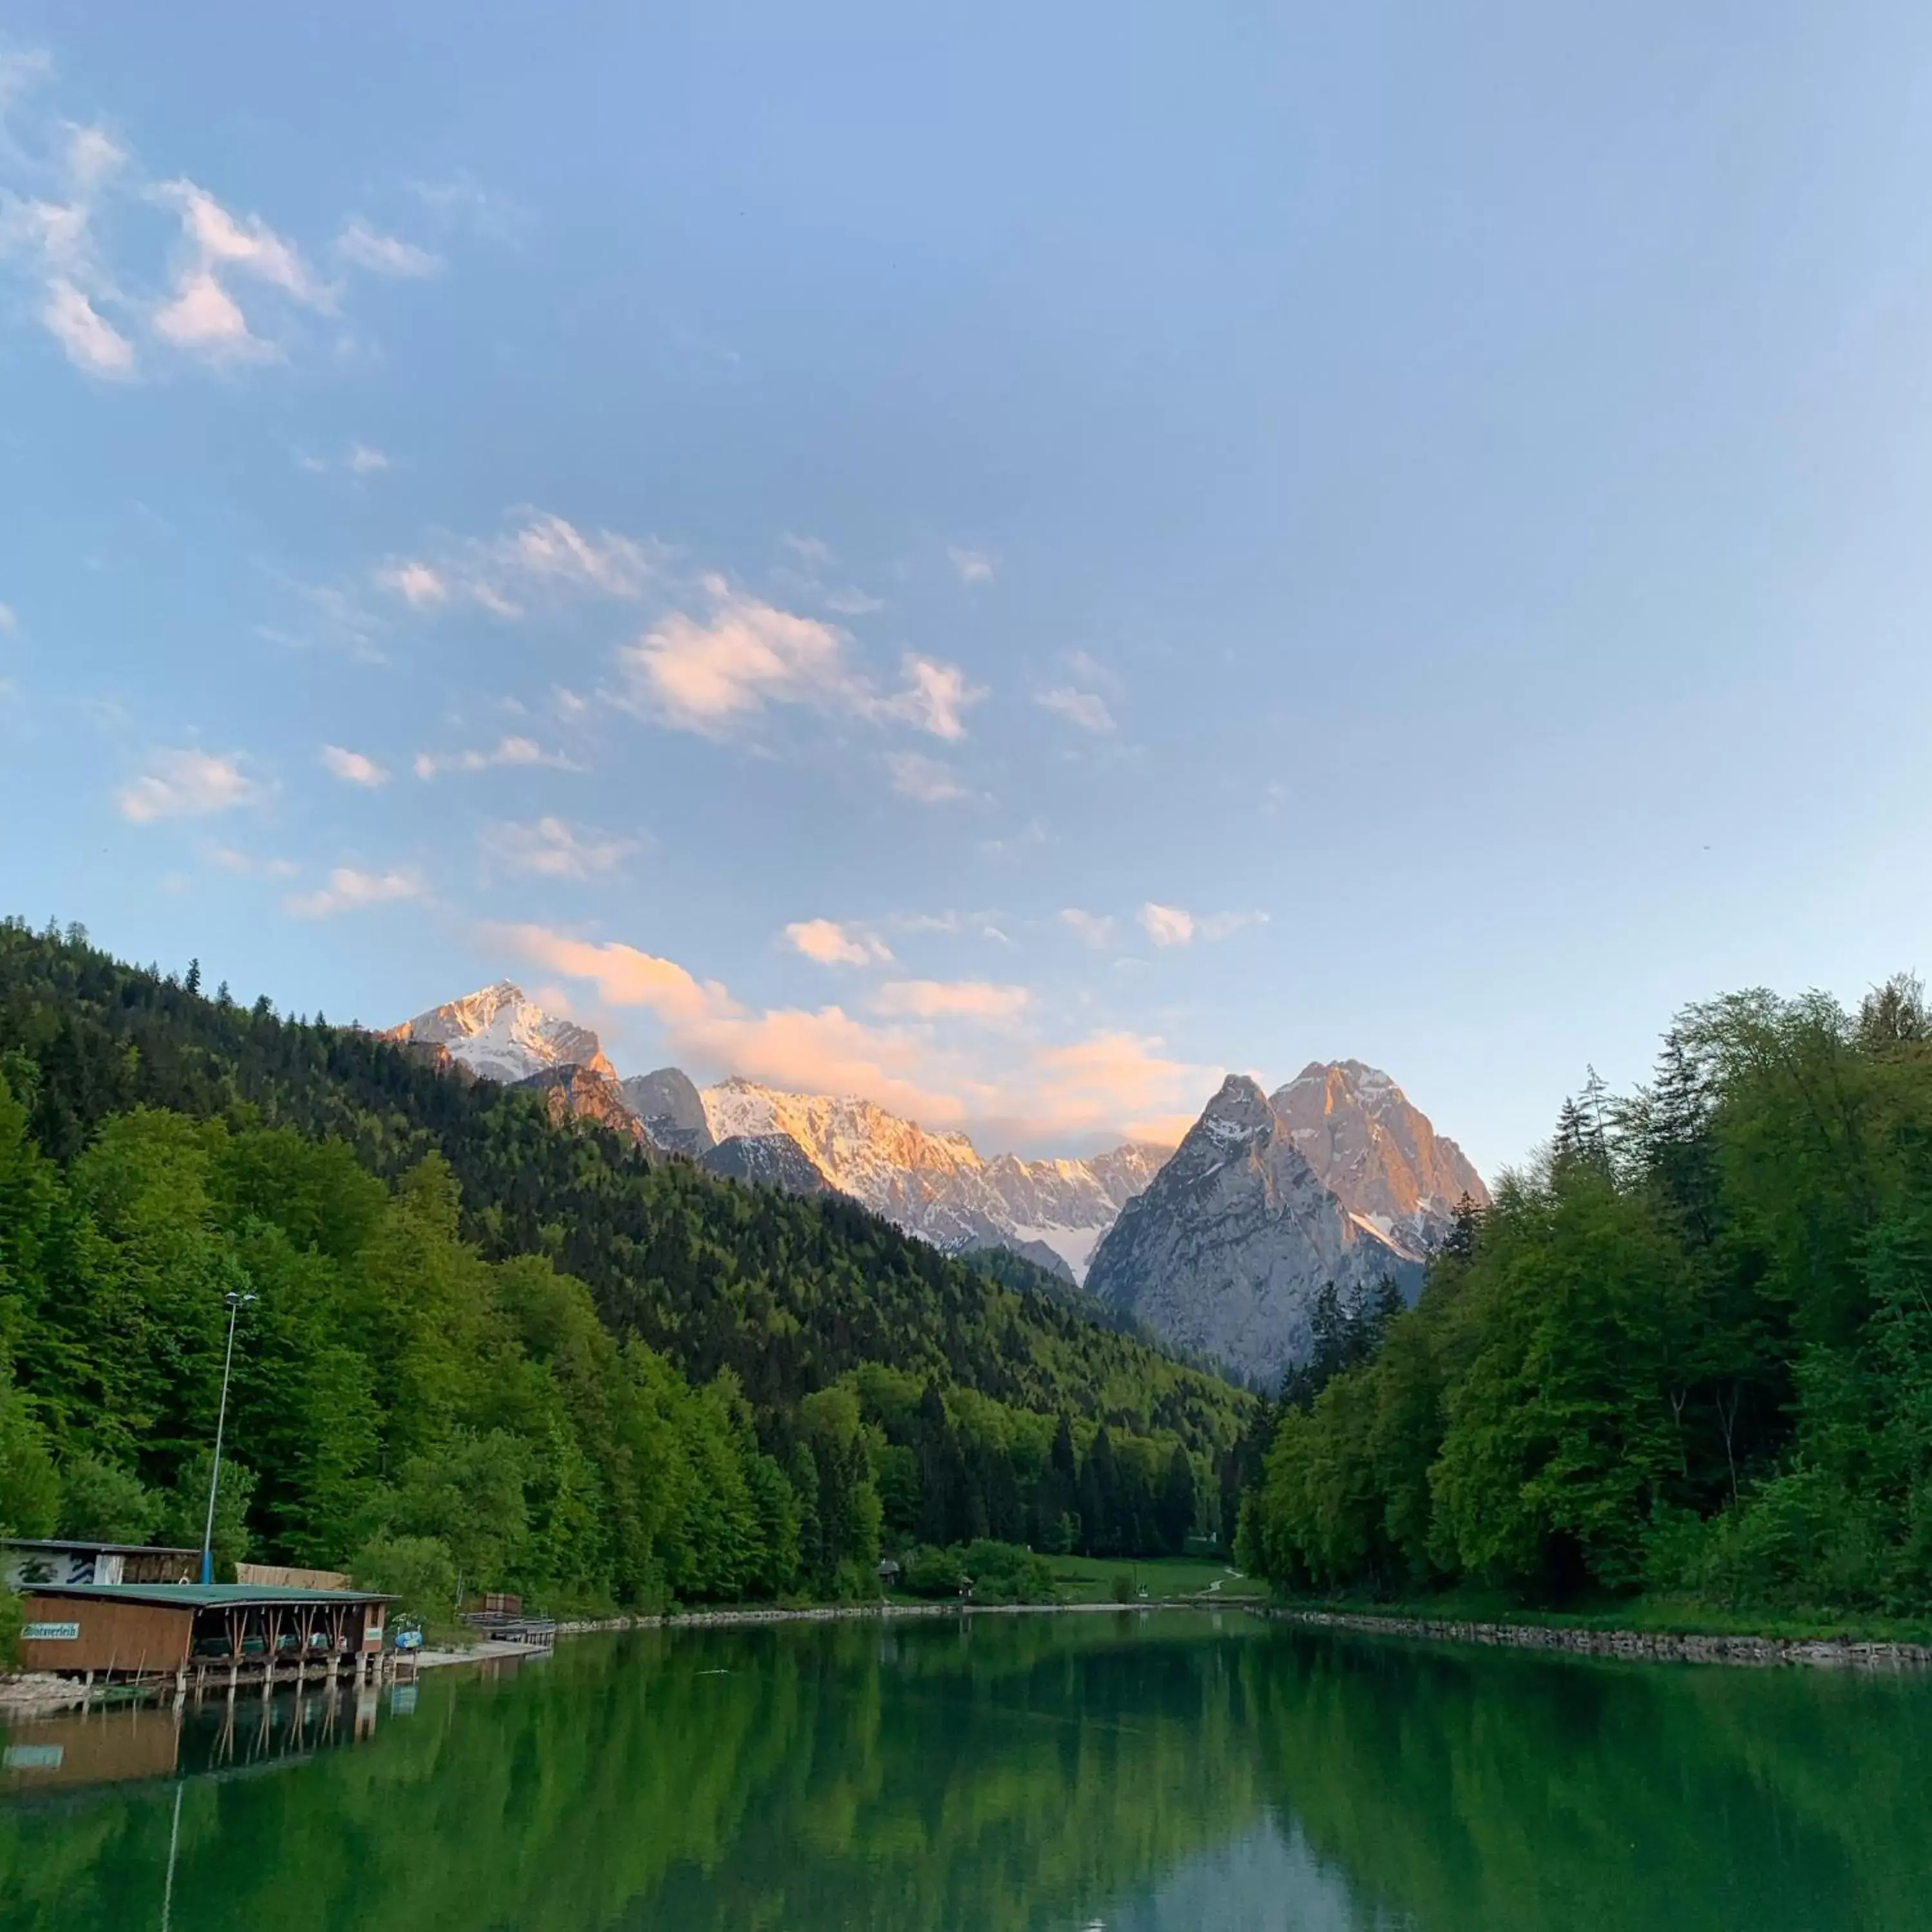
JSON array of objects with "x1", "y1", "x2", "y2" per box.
[{"x1": 200, "y1": 1289, "x2": 257, "y2": 1586}]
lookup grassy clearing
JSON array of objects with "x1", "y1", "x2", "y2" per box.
[{"x1": 1045, "y1": 1555, "x2": 1271, "y2": 1605}]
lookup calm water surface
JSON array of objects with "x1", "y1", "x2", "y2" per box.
[{"x1": 4, "y1": 1609, "x2": 1930, "y2": 1931}]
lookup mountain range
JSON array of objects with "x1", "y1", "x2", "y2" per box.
[{"x1": 383, "y1": 981, "x2": 1487, "y2": 1379}]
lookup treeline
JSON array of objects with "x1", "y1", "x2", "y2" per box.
[
  {"x1": 0, "y1": 922, "x2": 1253, "y2": 1616},
  {"x1": 0, "y1": 922, "x2": 1249, "y2": 1455},
  {"x1": 1240, "y1": 976, "x2": 1932, "y2": 1619}
]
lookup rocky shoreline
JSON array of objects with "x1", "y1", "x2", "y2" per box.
[{"x1": 1268, "y1": 1606, "x2": 1932, "y2": 1671}]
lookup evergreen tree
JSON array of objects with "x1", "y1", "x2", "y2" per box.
[{"x1": 1157, "y1": 1444, "x2": 1195, "y2": 1554}]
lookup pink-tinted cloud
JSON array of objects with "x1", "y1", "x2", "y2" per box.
[
  {"x1": 618, "y1": 580, "x2": 981, "y2": 743},
  {"x1": 784, "y1": 919, "x2": 892, "y2": 966},
  {"x1": 504, "y1": 924, "x2": 1218, "y2": 1147},
  {"x1": 285, "y1": 867, "x2": 422, "y2": 919},
  {"x1": 871, "y1": 980, "x2": 1030, "y2": 1024},
  {"x1": 882, "y1": 656, "x2": 984, "y2": 739},
  {"x1": 117, "y1": 748, "x2": 263, "y2": 822},
  {"x1": 413, "y1": 735, "x2": 575, "y2": 779},
  {"x1": 378, "y1": 511, "x2": 661, "y2": 619},
  {"x1": 320, "y1": 744, "x2": 388, "y2": 786},
  {"x1": 621, "y1": 582, "x2": 861, "y2": 734}
]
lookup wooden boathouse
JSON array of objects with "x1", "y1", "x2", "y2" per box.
[{"x1": 15, "y1": 1582, "x2": 394, "y2": 1688}]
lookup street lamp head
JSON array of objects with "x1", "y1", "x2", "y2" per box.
[{"x1": 223, "y1": 1291, "x2": 258, "y2": 1310}]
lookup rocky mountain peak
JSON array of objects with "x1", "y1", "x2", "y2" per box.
[
  {"x1": 382, "y1": 982, "x2": 615, "y2": 1085},
  {"x1": 1086, "y1": 1063, "x2": 1484, "y2": 1386},
  {"x1": 620, "y1": 1067, "x2": 714, "y2": 1155},
  {"x1": 1270, "y1": 1059, "x2": 1488, "y2": 1255}
]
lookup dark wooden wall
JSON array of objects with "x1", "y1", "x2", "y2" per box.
[{"x1": 17, "y1": 1596, "x2": 193, "y2": 1675}]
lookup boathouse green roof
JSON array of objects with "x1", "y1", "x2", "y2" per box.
[{"x1": 19, "y1": 1582, "x2": 393, "y2": 1608}]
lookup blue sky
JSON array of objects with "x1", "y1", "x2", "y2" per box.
[{"x1": 5, "y1": 4, "x2": 1932, "y2": 1173}]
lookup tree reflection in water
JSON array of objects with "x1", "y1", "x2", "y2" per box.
[{"x1": 2, "y1": 1616, "x2": 1928, "y2": 1932}]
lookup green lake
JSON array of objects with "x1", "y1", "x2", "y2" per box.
[{"x1": 4, "y1": 1609, "x2": 1931, "y2": 1930}]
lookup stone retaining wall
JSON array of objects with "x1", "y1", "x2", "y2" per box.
[{"x1": 1269, "y1": 1607, "x2": 1932, "y2": 1671}]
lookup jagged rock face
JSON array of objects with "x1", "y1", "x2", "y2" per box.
[
  {"x1": 1085, "y1": 1075, "x2": 1425, "y2": 1388},
  {"x1": 1271, "y1": 1060, "x2": 1490, "y2": 1256},
  {"x1": 700, "y1": 1132, "x2": 831, "y2": 1195},
  {"x1": 697, "y1": 1077, "x2": 1169, "y2": 1279},
  {"x1": 513, "y1": 1066, "x2": 661, "y2": 1156},
  {"x1": 620, "y1": 1068, "x2": 715, "y2": 1155},
  {"x1": 384, "y1": 981, "x2": 614, "y2": 1084}
]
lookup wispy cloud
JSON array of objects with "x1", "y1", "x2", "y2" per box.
[
  {"x1": 379, "y1": 561, "x2": 449, "y2": 609},
  {"x1": 784, "y1": 918, "x2": 893, "y2": 967},
  {"x1": 334, "y1": 218, "x2": 440, "y2": 278},
  {"x1": 1139, "y1": 902, "x2": 1195, "y2": 947},
  {"x1": 618, "y1": 578, "x2": 979, "y2": 743},
  {"x1": 1059, "y1": 907, "x2": 1117, "y2": 949},
  {"x1": 1037, "y1": 686, "x2": 1115, "y2": 734},
  {"x1": 0, "y1": 601, "x2": 15, "y2": 633},
  {"x1": 205, "y1": 842, "x2": 299, "y2": 879},
  {"x1": 774, "y1": 532, "x2": 885, "y2": 618},
  {"x1": 378, "y1": 509, "x2": 662, "y2": 620},
  {"x1": 882, "y1": 656, "x2": 984, "y2": 740},
  {"x1": 42, "y1": 272, "x2": 134, "y2": 375},
  {"x1": 260, "y1": 577, "x2": 388, "y2": 661},
  {"x1": 413, "y1": 734, "x2": 576, "y2": 779},
  {"x1": 410, "y1": 174, "x2": 524, "y2": 245},
  {"x1": 1138, "y1": 902, "x2": 1268, "y2": 947},
  {"x1": 1198, "y1": 909, "x2": 1269, "y2": 942},
  {"x1": 285, "y1": 867, "x2": 422, "y2": 919},
  {"x1": 871, "y1": 980, "x2": 1030, "y2": 1024},
  {"x1": 885, "y1": 751, "x2": 969, "y2": 803},
  {"x1": 320, "y1": 744, "x2": 388, "y2": 787},
  {"x1": 299, "y1": 442, "x2": 389, "y2": 476},
  {"x1": 147, "y1": 178, "x2": 333, "y2": 364},
  {"x1": 0, "y1": 56, "x2": 440, "y2": 377},
  {"x1": 480, "y1": 816, "x2": 634, "y2": 880},
  {"x1": 948, "y1": 545, "x2": 996, "y2": 584},
  {"x1": 0, "y1": 107, "x2": 137, "y2": 376},
  {"x1": 118, "y1": 749, "x2": 264, "y2": 822}
]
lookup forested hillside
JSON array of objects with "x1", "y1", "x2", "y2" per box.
[
  {"x1": 0, "y1": 921, "x2": 1255, "y2": 1618},
  {"x1": 1240, "y1": 976, "x2": 1932, "y2": 1621}
]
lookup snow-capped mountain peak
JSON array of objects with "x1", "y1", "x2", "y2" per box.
[
  {"x1": 694, "y1": 1076, "x2": 1168, "y2": 1281},
  {"x1": 383, "y1": 981, "x2": 616, "y2": 1084}
]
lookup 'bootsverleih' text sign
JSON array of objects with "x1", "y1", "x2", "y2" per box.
[{"x1": 21, "y1": 1622, "x2": 80, "y2": 1641}]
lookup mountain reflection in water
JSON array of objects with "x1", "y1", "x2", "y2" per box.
[{"x1": 3, "y1": 1612, "x2": 1929, "y2": 1932}]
